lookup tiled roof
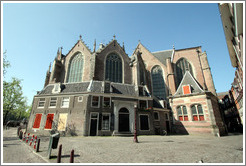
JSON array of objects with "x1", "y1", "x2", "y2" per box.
[
  {"x1": 151, "y1": 49, "x2": 173, "y2": 66},
  {"x1": 37, "y1": 81, "x2": 149, "y2": 97}
]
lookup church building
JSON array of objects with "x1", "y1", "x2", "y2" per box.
[{"x1": 27, "y1": 36, "x2": 227, "y2": 136}]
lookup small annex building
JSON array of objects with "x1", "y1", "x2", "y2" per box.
[{"x1": 27, "y1": 36, "x2": 227, "y2": 136}]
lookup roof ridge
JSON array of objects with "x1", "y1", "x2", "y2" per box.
[{"x1": 152, "y1": 49, "x2": 173, "y2": 53}]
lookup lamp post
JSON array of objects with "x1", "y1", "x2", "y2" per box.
[{"x1": 133, "y1": 104, "x2": 138, "y2": 143}]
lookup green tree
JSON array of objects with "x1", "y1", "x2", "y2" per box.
[{"x1": 3, "y1": 52, "x2": 30, "y2": 124}]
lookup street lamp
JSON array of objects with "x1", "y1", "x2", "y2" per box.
[{"x1": 133, "y1": 103, "x2": 138, "y2": 143}]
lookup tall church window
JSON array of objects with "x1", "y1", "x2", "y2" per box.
[
  {"x1": 151, "y1": 65, "x2": 166, "y2": 99},
  {"x1": 176, "y1": 58, "x2": 193, "y2": 87},
  {"x1": 139, "y1": 66, "x2": 146, "y2": 85},
  {"x1": 105, "y1": 53, "x2": 122, "y2": 83},
  {"x1": 67, "y1": 52, "x2": 84, "y2": 83}
]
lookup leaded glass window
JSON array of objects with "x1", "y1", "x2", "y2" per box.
[
  {"x1": 176, "y1": 58, "x2": 193, "y2": 87},
  {"x1": 191, "y1": 104, "x2": 204, "y2": 121},
  {"x1": 105, "y1": 53, "x2": 122, "y2": 83},
  {"x1": 67, "y1": 52, "x2": 84, "y2": 83},
  {"x1": 177, "y1": 105, "x2": 188, "y2": 121},
  {"x1": 151, "y1": 65, "x2": 166, "y2": 99}
]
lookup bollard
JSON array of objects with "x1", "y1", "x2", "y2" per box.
[
  {"x1": 19, "y1": 130, "x2": 23, "y2": 140},
  {"x1": 70, "y1": 149, "x2": 74, "y2": 163},
  {"x1": 33, "y1": 136, "x2": 37, "y2": 149},
  {"x1": 36, "y1": 138, "x2": 40, "y2": 152},
  {"x1": 57, "y1": 144, "x2": 62, "y2": 163},
  {"x1": 29, "y1": 135, "x2": 34, "y2": 146},
  {"x1": 26, "y1": 133, "x2": 30, "y2": 143},
  {"x1": 23, "y1": 132, "x2": 26, "y2": 141}
]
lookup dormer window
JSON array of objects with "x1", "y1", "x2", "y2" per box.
[{"x1": 52, "y1": 83, "x2": 61, "y2": 94}]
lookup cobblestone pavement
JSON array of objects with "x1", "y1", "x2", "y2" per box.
[
  {"x1": 3, "y1": 128, "x2": 244, "y2": 164},
  {"x1": 2, "y1": 128, "x2": 48, "y2": 163}
]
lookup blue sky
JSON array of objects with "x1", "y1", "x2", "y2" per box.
[{"x1": 2, "y1": 2, "x2": 235, "y2": 106}]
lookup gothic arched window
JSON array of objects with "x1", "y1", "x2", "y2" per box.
[
  {"x1": 176, "y1": 58, "x2": 193, "y2": 87},
  {"x1": 105, "y1": 53, "x2": 122, "y2": 83},
  {"x1": 67, "y1": 52, "x2": 84, "y2": 83},
  {"x1": 151, "y1": 65, "x2": 166, "y2": 99}
]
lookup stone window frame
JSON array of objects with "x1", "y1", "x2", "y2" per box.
[
  {"x1": 61, "y1": 97, "x2": 70, "y2": 108},
  {"x1": 104, "y1": 52, "x2": 124, "y2": 83},
  {"x1": 103, "y1": 96, "x2": 111, "y2": 108},
  {"x1": 175, "y1": 58, "x2": 194, "y2": 87},
  {"x1": 177, "y1": 105, "x2": 188, "y2": 121},
  {"x1": 154, "y1": 111, "x2": 160, "y2": 121},
  {"x1": 49, "y1": 97, "x2": 57, "y2": 108},
  {"x1": 101, "y1": 113, "x2": 111, "y2": 131},
  {"x1": 37, "y1": 98, "x2": 45, "y2": 108},
  {"x1": 66, "y1": 52, "x2": 84, "y2": 83},
  {"x1": 191, "y1": 104, "x2": 205, "y2": 121},
  {"x1": 151, "y1": 65, "x2": 166, "y2": 100},
  {"x1": 91, "y1": 96, "x2": 100, "y2": 108},
  {"x1": 139, "y1": 114, "x2": 150, "y2": 131}
]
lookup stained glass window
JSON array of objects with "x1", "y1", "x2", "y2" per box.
[
  {"x1": 176, "y1": 58, "x2": 193, "y2": 87},
  {"x1": 67, "y1": 52, "x2": 84, "y2": 83},
  {"x1": 151, "y1": 65, "x2": 166, "y2": 99},
  {"x1": 105, "y1": 53, "x2": 122, "y2": 83}
]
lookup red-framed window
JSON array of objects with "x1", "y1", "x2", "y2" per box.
[
  {"x1": 33, "y1": 114, "x2": 42, "y2": 129},
  {"x1": 44, "y1": 113, "x2": 54, "y2": 129},
  {"x1": 177, "y1": 105, "x2": 188, "y2": 121},
  {"x1": 191, "y1": 104, "x2": 204, "y2": 121}
]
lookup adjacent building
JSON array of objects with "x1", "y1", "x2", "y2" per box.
[
  {"x1": 219, "y1": 3, "x2": 243, "y2": 124},
  {"x1": 27, "y1": 36, "x2": 226, "y2": 137}
]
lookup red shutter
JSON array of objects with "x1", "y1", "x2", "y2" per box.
[
  {"x1": 44, "y1": 114, "x2": 54, "y2": 129},
  {"x1": 199, "y1": 115, "x2": 204, "y2": 121},
  {"x1": 193, "y1": 115, "x2": 198, "y2": 121},
  {"x1": 184, "y1": 116, "x2": 188, "y2": 121},
  {"x1": 179, "y1": 116, "x2": 183, "y2": 121},
  {"x1": 33, "y1": 114, "x2": 42, "y2": 129},
  {"x1": 183, "y1": 85, "x2": 191, "y2": 95}
]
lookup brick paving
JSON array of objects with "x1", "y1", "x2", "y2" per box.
[{"x1": 32, "y1": 133, "x2": 244, "y2": 164}]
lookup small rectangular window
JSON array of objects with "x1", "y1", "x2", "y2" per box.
[
  {"x1": 139, "y1": 100, "x2": 147, "y2": 109},
  {"x1": 38, "y1": 98, "x2": 45, "y2": 108},
  {"x1": 61, "y1": 97, "x2": 69, "y2": 108},
  {"x1": 154, "y1": 112, "x2": 159, "y2": 121},
  {"x1": 102, "y1": 114, "x2": 110, "y2": 130},
  {"x1": 182, "y1": 85, "x2": 191, "y2": 95},
  {"x1": 103, "y1": 97, "x2": 111, "y2": 108},
  {"x1": 78, "y1": 96, "x2": 83, "y2": 102},
  {"x1": 49, "y1": 97, "x2": 57, "y2": 107},
  {"x1": 92, "y1": 96, "x2": 100, "y2": 108}
]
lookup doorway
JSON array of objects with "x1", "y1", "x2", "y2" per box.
[
  {"x1": 90, "y1": 113, "x2": 98, "y2": 136},
  {"x1": 118, "y1": 108, "x2": 130, "y2": 132}
]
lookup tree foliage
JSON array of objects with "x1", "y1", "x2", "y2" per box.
[{"x1": 3, "y1": 52, "x2": 30, "y2": 124}]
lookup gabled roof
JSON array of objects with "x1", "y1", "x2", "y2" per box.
[
  {"x1": 151, "y1": 49, "x2": 174, "y2": 66},
  {"x1": 173, "y1": 71, "x2": 204, "y2": 97},
  {"x1": 65, "y1": 39, "x2": 92, "y2": 57},
  {"x1": 96, "y1": 39, "x2": 125, "y2": 54}
]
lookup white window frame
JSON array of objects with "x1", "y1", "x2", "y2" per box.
[
  {"x1": 154, "y1": 111, "x2": 160, "y2": 121},
  {"x1": 37, "y1": 98, "x2": 45, "y2": 108},
  {"x1": 191, "y1": 104, "x2": 205, "y2": 121},
  {"x1": 101, "y1": 113, "x2": 111, "y2": 131},
  {"x1": 91, "y1": 96, "x2": 100, "y2": 108},
  {"x1": 78, "y1": 96, "x2": 83, "y2": 102},
  {"x1": 61, "y1": 97, "x2": 70, "y2": 108},
  {"x1": 103, "y1": 97, "x2": 111, "y2": 108},
  {"x1": 139, "y1": 114, "x2": 150, "y2": 131},
  {"x1": 49, "y1": 97, "x2": 57, "y2": 108}
]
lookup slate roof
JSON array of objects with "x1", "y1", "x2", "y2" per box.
[
  {"x1": 151, "y1": 49, "x2": 173, "y2": 66},
  {"x1": 174, "y1": 71, "x2": 204, "y2": 97},
  {"x1": 37, "y1": 81, "x2": 149, "y2": 97}
]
